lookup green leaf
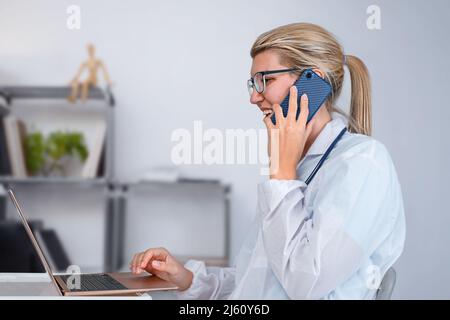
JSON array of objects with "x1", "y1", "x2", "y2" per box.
[
  {"x1": 25, "y1": 130, "x2": 89, "y2": 176},
  {"x1": 24, "y1": 132, "x2": 46, "y2": 175}
]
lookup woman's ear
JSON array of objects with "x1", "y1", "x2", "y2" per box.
[{"x1": 312, "y1": 68, "x2": 325, "y2": 79}]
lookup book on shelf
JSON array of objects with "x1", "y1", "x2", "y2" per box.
[
  {"x1": 0, "y1": 185, "x2": 5, "y2": 220},
  {"x1": 2, "y1": 114, "x2": 28, "y2": 178},
  {"x1": 96, "y1": 140, "x2": 106, "y2": 178},
  {"x1": 139, "y1": 166, "x2": 180, "y2": 183},
  {"x1": 0, "y1": 107, "x2": 12, "y2": 176},
  {"x1": 82, "y1": 119, "x2": 106, "y2": 179}
]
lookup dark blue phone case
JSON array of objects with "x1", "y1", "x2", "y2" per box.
[{"x1": 271, "y1": 69, "x2": 332, "y2": 125}]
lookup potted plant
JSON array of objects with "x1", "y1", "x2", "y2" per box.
[{"x1": 25, "y1": 130, "x2": 89, "y2": 177}]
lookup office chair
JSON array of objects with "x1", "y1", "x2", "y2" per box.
[
  {"x1": 0, "y1": 220, "x2": 45, "y2": 272},
  {"x1": 375, "y1": 267, "x2": 396, "y2": 300},
  {"x1": 0, "y1": 220, "x2": 71, "y2": 273}
]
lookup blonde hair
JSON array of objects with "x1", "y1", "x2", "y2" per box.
[{"x1": 250, "y1": 23, "x2": 372, "y2": 135}]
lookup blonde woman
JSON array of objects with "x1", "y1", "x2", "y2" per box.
[{"x1": 130, "y1": 23, "x2": 406, "y2": 299}]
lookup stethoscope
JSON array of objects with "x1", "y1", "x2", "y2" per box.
[{"x1": 304, "y1": 127, "x2": 347, "y2": 185}]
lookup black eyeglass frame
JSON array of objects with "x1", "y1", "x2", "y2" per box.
[{"x1": 247, "y1": 67, "x2": 302, "y2": 95}]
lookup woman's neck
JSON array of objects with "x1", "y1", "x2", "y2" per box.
[{"x1": 302, "y1": 107, "x2": 332, "y2": 158}]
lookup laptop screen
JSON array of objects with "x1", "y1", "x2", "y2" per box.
[{"x1": 7, "y1": 188, "x2": 62, "y2": 296}]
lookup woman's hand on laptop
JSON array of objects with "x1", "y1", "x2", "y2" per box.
[{"x1": 129, "y1": 247, "x2": 193, "y2": 291}]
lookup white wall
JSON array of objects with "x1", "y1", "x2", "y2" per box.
[{"x1": 1, "y1": 0, "x2": 449, "y2": 298}]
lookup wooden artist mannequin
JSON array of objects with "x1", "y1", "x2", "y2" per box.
[{"x1": 68, "y1": 43, "x2": 112, "y2": 103}]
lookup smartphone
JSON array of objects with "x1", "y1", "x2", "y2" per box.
[{"x1": 271, "y1": 68, "x2": 332, "y2": 125}]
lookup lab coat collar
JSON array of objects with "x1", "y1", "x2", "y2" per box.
[{"x1": 301, "y1": 112, "x2": 348, "y2": 158}]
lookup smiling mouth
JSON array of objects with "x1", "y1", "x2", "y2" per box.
[{"x1": 262, "y1": 109, "x2": 273, "y2": 116}]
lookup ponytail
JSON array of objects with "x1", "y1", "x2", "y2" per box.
[{"x1": 345, "y1": 55, "x2": 372, "y2": 136}]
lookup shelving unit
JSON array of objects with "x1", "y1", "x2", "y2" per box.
[
  {"x1": 115, "y1": 179, "x2": 231, "y2": 270},
  {"x1": 0, "y1": 86, "x2": 231, "y2": 272},
  {"x1": 0, "y1": 176, "x2": 108, "y2": 186},
  {"x1": 0, "y1": 85, "x2": 119, "y2": 272},
  {"x1": 0, "y1": 85, "x2": 116, "y2": 181},
  {"x1": 0, "y1": 86, "x2": 114, "y2": 105}
]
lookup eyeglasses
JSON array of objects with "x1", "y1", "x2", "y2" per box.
[{"x1": 247, "y1": 68, "x2": 301, "y2": 96}]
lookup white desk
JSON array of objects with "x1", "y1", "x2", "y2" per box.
[{"x1": 0, "y1": 273, "x2": 171, "y2": 299}]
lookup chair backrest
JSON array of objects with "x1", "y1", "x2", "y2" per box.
[{"x1": 375, "y1": 267, "x2": 396, "y2": 300}]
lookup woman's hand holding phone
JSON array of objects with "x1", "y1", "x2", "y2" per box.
[
  {"x1": 130, "y1": 247, "x2": 193, "y2": 291},
  {"x1": 263, "y1": 86, "x2": 316, "y2": 180}
]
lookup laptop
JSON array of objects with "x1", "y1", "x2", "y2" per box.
[{"x1": 7, "y1": 188, "x2": 179, "y2": 296}]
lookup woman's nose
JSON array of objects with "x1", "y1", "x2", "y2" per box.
[{"x1": 250, "y1": 90, "x2": 263, "y2": 105}]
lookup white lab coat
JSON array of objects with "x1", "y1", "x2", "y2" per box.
[{"x1": 176, "y1": 113, "x2": 406, "y2": 300}]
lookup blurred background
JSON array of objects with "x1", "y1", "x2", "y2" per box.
[{"x1": 0, "y1": 0, "x2": 449, "y2": 299}]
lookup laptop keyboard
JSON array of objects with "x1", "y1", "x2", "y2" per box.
[{"x1": 59, "y1": 273, "x2": 128, "y2": 292}]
